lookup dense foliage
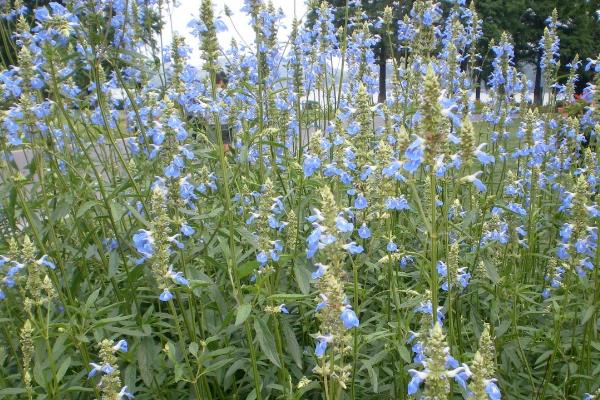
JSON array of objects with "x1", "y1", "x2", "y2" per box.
[{"x1": 1, "y1": 0, "x2": 600, "y2": 399}]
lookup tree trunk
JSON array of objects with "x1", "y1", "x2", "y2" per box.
[
  {"x1": 378, "y1": 41, "x2": 386, "y2": 103},
  {"x1": 476, "y1": 79, "x2": 481, "y2": 101},
  {"x1": 534, "y1": 49, "x2": 543, "y2": 105}
]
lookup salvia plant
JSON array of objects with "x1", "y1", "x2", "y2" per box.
[{"x1": 0, "y1": 0, "x2": 599, "y2": 399}]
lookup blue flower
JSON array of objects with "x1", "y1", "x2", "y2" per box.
[
  {"x1": 506, "y1": 202, "x2": 527, "y2": 217},
  {"x1": 118, "y1": 386, "x2": 134, "y2": 399},
  {"x1": 88, "y1": 362, "x2": 113, "y2": 379},
  {"x1": 456, "y1": 268, "x2": 471, "y2": 289},
  {"x1": 166, "y1": 267, "x2": 189, "y2": 286},
  {"x1": 181, "y1": 223, "x2": 195, "y2": 237},
  {"x1": 315, "y1": 334, "x2": 332, "y2": 358},
  {"x1": 542, "y1": 288, "x2": 551, "y2": 299},
  {"x1": 340, "y1": 307, "x2": 359, "y2": 328},
  {"x1": 400, "y1": 255, "x2": 414, "y2": 269},
  {"x1": 403, "y1": 136, "x2": 424, "y2": 173},
  {"x1": 385, "y1": 196, "x2": 410, "y2": 211},
  {"x1": 358, "y1": 223, "x2": 371, "y2": 239},
  {"x1": 335, "y1": 215, "x2": 354, "y2": 233},
  {"x1": 453, "y1": 364, "x2": 471, "y2": 389},
  {"x1": 256, "y1": 250, "x2": 268, "y2": 265},
  {"x1": 343, "y1": 242, "x2": 364, "y2": 254},
  {"x1": 278, "y1": 304, "x2": 289, "y2": 314},
  {"x1": 168, "y1": 235, "x2": 184, "y2": 250},
  {"x1": 165, "y1": 160, "x2": 182, "y2": 178},
  {"x1": 133, "y1": 230, "x2": 154, "y2": 258},
  {"x1": 36, "y1": 255, "x2": 56, "y2": 269},
  {"x1": 415, "y1": 301, "x2": 444, "y2": 325},
  {"x1": 303, "y1": 154, "x2": 321, "y2": 177},
  {"x1": 485, "y1": 379, "x2": 501, "y2": 400},
  {"x1": 347, "y1": 121, "x2": 360, "y2": 136},
  {"x1": 311, "y1": 263, "x2": 327, "y2": 280},
  {"x1": 556, "y1": 243, "x2": 570, "y2": 260},
  {"x1": 407, "y1": 369, "x2": 428, "y2": 395},
  {"x1": 464, "y1": 171, "x2": 486, "y2": 192},
  {"x1": 214, "y1": 18, "x2": 228, "y2": 32},
  {"x1": 175, "y1": 146, "x2": 193, "y2": 163},
  {"x1": 354, "y1": 194, "x2": 368, "y2": 209},
  {"x1": 386, "y1": 240, "x2": 398, "y2": 252},
  {"x1": 34, "y1": 6, "x2": 50, "y2": 21},
  {"x1": 113, "y1": 339, "x2": 128, "y2": 352},
  {"x1": 316, "y1": 294, "x2": 328, "y2": 311},
  {"x1": 587, "y1": 205, "x2": 600, "y2": 217},
  {"x1": 475, "y1": 143, "x2": 495, "y2": 165},
  {"x1": 159, "y1": 289, "x2": 173, "y2": 302}
]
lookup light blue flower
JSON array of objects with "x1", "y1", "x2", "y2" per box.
[
  {"x1": 257, "y1": 250, "x2": 268, "y2": 265},
  {"x1": 387, "y1": 240, "x2": 398, "y2": 252},
  {"x1": 315, "y1": 334, "x2": 333, "y2": 358},
  {"x1": 347, "y1": 121, "x2": 360, "y2": 136},
  {"x1": 316, "y1": 294, "x2": 328, "y2": 311},
  {"x1": 181, "y1": 223, "x2": 195, "y2": 237},
  {"x1": 385, "y1": 196, "x2": 410, "y2": 211},
  {"x1": 118, "y1": 386, "x2": 134, "y2": 399},
  {"x1": 343, "y1": 242, "x2": 364, "y2": 254},
  {"x1": 354, "y1": 194, "x2": 368, "y2": 209},
  {"x1": 340, "y1": 307, "x2": 359, "y2": 329},
  {"x1": 485, "y1": 379, "x2": 501, "y2": 400},
  {"x1": 475, "y1": 143, "x2": 495, "y2": 165},
  {"x1": 112, "y1": 339, "x2": 128, "y2": 352},
  {"x1": 464, "y1": 171, "x2": 486, "y2": 192},
  {"x1": 311, "y1": 263, "x2": 328, "y2": 280},
  {"x1": 335, "y1": 215, "x2": 354, "y2": 233},
  {"x1": 166, "y1": 266, "x2": 189, "y2": 286},
  {"x1": 407, "y1": 369, "x2": 428, "y2": 395},
  {"x1": 36, "y1": 255, "x2": 56, "y2": 269},
  {"x1": 303, "y1": 154, "x2": 321, "y2": 177},
  {"x1": 159, "y1": 289, "x2": 173, "y2": 302},
  {"x1": 453, "y1": 363, "x2": 471, "y2": 389},
  {"x1": 403, "y1": 136, "x2": 424, "y2": 173},
  {"x1": 88, "y1": 362, "x2": 113, "y2": 379},
  {"x1": 133, "y1": 230, "x2": 154, "y2": 258},
  {"x1": 358, "y1": 223, "x2": 371, "y2": 239}
]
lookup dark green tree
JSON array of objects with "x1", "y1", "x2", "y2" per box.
[
  {"x1": 308, "y1": 0, "x2": 412, "y2": 103},
  {"x1": 476, "y1": 0, "x2": 600, "y2": 104}
]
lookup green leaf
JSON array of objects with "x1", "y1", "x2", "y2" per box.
[
  {"x1": 108, "y1": 251, "x2": 119, "y2": 278},
  {"x1": 484, "y1": 260, "x2": 500, "y2": 283},
  {"x1": 200, "y1": 358, "x2": 234, "y2": 376},
  {"x1": 85, "y1": 288, "x2": 101, "y2": 309},
  {"x1": 76, "y1": 200, "x2": 97, "y2": 218},
  {"x1": 293, "y1": 259, "x2": 311, "y2": 295},
  {"x1": 32, "y1": 359, "x2": 46, "y2": 387},
  {"x1": 106, "y1": 326, "x2": 149, "y2": 337},
  {"x1": 225, "y1": 358, "x2": 248, "y2": 383},
  {"x1": 235, "y1": 304, "x2": 252, "y2": 326},
  {"x1": 582, "y1": 305, "x2": 596, "y2": 325},
  {"x1": 0, "y1": 388, "x2": 27, "y2": 398},
  {"x1": 281, "y1": 320, "x2": 302, "y2": 369},
  {"x1": 267, "y1": 293, "x2": 310, "y2": 301},
  {"x1": 0, "y1": 388, "x2": 27, "y2": 397},
  {"x1": 64, "y1": 386, "x2": 94, "y2": 393},
  {"x1": 238, "y1": 261, "x2": 259, "y2": 280},
  {"x1": 398, "y1": 345, "x2": 411, "y2": 363},
  {"x1": 138, "y1": 338, "x2": 154, "y2": 387},
  {"x1": 56, "y1": 356, "x2": 71, "y2": 383},
  {"x1": 253, "y1": 318, "x2": 281, "y2": 368},
  {"x1": 189, "y1": 342, "x2": 199, "y2": 357}
]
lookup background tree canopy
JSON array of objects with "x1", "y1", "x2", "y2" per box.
[{"x1": 309, "y1": 0, "x2": 600, "y2": 103}]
